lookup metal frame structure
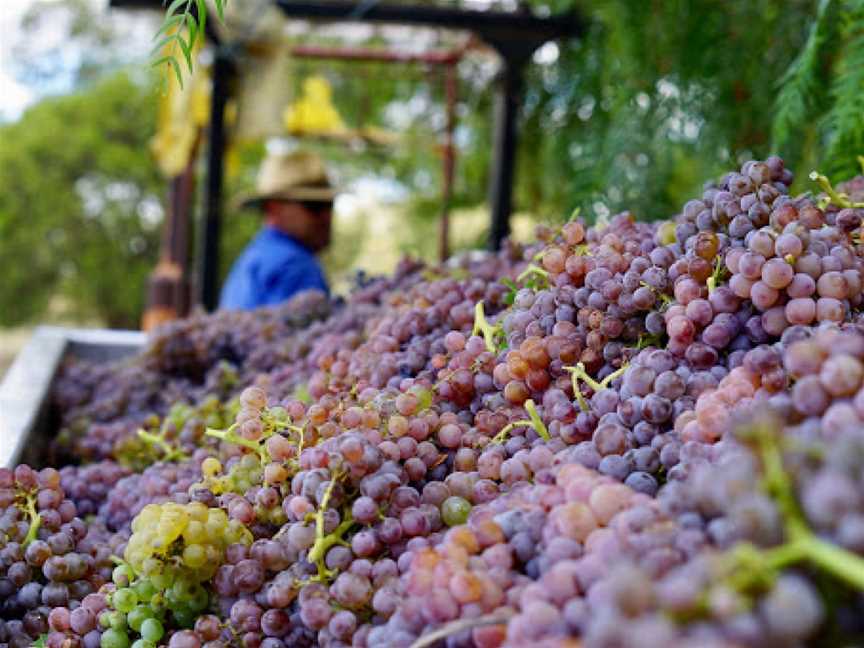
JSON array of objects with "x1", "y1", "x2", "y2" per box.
[
  {"x1": 0, "y1": 327, "x2": 145, "y2": 468},
  {"x1": 111, "y1": 1, "x2": 585, "y2": 311},
  {"x1": 287, "y1": 42, "x2": 466, "y2": 263}
]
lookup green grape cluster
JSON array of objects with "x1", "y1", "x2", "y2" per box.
[
  {"x1": 100, "y1": 502, "x2": 251, "y2": 645},
  {"x1": 98, "y1": 563, "x2": 198, "y2": 648},
  {"x1": 192, "y1": 454, "x2": 263, "y2": 497},
  {"x1": 116, "y1": 398, "x2": 236, "y2": 471},
  {"x1": 99, "y1": 566, "x2": 168, "y2": 648},
  {"x1": 125, "y1": 502, "x2": 251, "y2": 582}
]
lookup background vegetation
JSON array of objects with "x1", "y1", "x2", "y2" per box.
[{"x1": 0, "y1": 0, "x2": 862, "y2": 330}]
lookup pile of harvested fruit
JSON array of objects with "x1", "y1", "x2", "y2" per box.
[{"x1": 4, "y1": 157, "x2": 864, "y2": 648}]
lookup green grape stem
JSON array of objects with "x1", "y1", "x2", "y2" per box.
[
  {"x1": 472, "y1": 302, "x2": 505, "y2": 353},
  {"x1": 809, "y1": 171, "x2": 864, "y2": 209},
  {"x1": 205, "y1": 424, "x2": 268, "y2": 463},
  {"x1": 730, "y1": 416, "x2": 864, "y2": 594},
  {"x1": 523, "y1": 399, "x2": 550, "y2": 441},
  {"x1": 292, "y1": 424, "x2": 306, "y2": 456},
  {"x1": 803, "y1": 535, "x2": 864, "y2": 590},
  {"x1": 307, "y1": 474, "x2": 356, "y2": 581},
  {"x1": 516, "y1": 264, "x2": 550, "y2": 284},
  {"x1": 564, "y1": 362, "x2": 628, "y2": 413},
  {"x1": 491, "y1": 399, "x2": 550, "y2": 444},
  {"x1": 639, "y1": 281, "x2": 674, "y2": 307},
  {"x1": 707, "y1": 256, "x2": 728, "y2": 294},
  {"x1": 20, "y1": 492, "x2": 41, "y2": 548},
  {"x1": 137, "y1": 428, "x2": 189, "y2": 462}
]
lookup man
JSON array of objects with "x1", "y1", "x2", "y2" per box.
[{"x1": 220, "y1": 149, "x2": 335, "y2": 310}]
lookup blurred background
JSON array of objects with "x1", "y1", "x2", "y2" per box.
[{"x1": 1, "y1": 0, "x2": 862, "y2": 373}]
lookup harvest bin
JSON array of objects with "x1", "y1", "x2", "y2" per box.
[{"x1": 0, "y1": 326, "x2": 145, "y2": 469}]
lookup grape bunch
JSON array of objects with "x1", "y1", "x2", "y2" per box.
[
  {"x1": 0, "y1": 466, "x2": 120, "y2": 648},
  {"x1": 3, "y1": 158, "x2": 860, "y2": 647}
]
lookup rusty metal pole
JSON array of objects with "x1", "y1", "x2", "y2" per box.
[
  {"x1": 488, "y1": 59, "x2": 523, "y2": 250},
  {"x1": 439, "y1": 63, "x2": 457, "y2": 262},
  {"x1": 197, "y1": 48, "x2": 233, "y2": 311},
  {"x1": 141, "y1": 137, "x2": 198, "y2": 331}
]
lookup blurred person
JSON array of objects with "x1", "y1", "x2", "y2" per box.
[{"x1": 220, "y1": 150, "x2": 335, "y2": 310}]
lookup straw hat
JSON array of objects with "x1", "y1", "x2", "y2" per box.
[{"x1": 238, "y1": 149, "x2": 336, "y2": 210}]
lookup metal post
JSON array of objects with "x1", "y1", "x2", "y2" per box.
[
  {"x1": 141, "y1": 138, "x2": 198, "y2": 331},
  {"x1": 198, "y1": 49, "x2": 232, "y2": 311},
  {"x1": 488, "y1": 60, "x2": 523, "y2": 250},
  {"x1": 439, "y1": 63, "x2": 457, "y2": 262}
]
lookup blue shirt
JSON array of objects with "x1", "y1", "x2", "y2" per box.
[{"x1": 219, "y1": 226, "x2": 328, "y2": 310}]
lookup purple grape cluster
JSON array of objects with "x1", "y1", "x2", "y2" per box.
[
  {"x1": 0, "y1": 466, "x2": 122, "y2": 648},
  {"x1": 6, "y1": 158, "x2": 863, "y2": 647}
]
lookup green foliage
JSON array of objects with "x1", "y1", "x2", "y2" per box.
[
  {"x1": 821, "y1": 0, "x2": 864, "y2": 178},
  {"x1": 153, "y1": 0, "x2": 227, "y2": 88},
  {"x1": 286, "y1": 1, "x2": 852, "y2": 228},
  {"x1": 771, "y1": 0, "x2": 836, "y2": 160},
  {"x1": 0, "y1": 72, "x2": 163, "y2": 327}
]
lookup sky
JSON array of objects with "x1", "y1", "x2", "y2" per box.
[
  {"x1": 0, "y1": 1, "x2": 39, "y2": 120},
  {"x1": 0, "y1": 0, "x2": 156, "y2": 122}
]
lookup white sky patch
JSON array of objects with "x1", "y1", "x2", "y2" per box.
[
  {"x1": 0, "y1": 0, "x2": 37, "y2": 120},
  {"x1": 533, "y1": 42, "x2": 559, "y2": 66},
  {"x1": 0, "y1": 0, "x2": 156, "y2": 122}
]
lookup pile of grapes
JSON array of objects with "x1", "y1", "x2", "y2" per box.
[{"x1": 4, "y1": 157, "x2": 864, "y2": 648}]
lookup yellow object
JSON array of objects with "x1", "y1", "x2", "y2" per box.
[
  {"x1": 283, "y1": 76, "x2": 347, "y2": 135},
  {"x1": 150, "y1": 28, "x2": 210, "y2": 178}
]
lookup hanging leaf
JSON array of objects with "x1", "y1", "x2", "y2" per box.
[{"x1": 151, "y1": 0, "x2": 229, "y2": 88}]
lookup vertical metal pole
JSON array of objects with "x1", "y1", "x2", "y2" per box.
[
  {"x1": 142, "y1": 137, "x2": 198, "y2": 331},
  {"x1": 198, "y1": 49, "x2": 231, "y2": 311},
  {"x1": 488, "y1": 59, "x2": 523, "y2": 251},
  {"x1": 439, "y1": 63, "x2": 457, "y2": 262}
]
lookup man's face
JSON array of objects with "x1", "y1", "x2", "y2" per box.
[
  {"x1": 303, "y1": 202, "x2": 333, "y2": 252},
  {"x1": 267, "y1": 200, "x2": 332, "y2": 252}
]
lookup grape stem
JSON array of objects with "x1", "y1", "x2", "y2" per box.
[
  {"x1": 491, "y1": 399, "x2": 549, "y2": 444},
  {"x1": 736, "y1": 416, "x2": 864, "y2": 593},
  {"x1": 804, "y1": 534, "x2": 864, "y2": 590},
  {"x1": 809, "y1": 171, "x2": 864, "y2": 208},
  {"x1": 408, "y1": 610, "x2": 514, "y2": 648},
  {"x1": 640, "y1": 280, "x2": 673, "y2": 307},
  {"x1": 706, "y1": 256, "x2": 728, "y2": 294},
  {"x1": 564, "y1": 362, "x2": 628, "y2": 412},
  {"x1": 205, "y1": 423, "x2": 268, "y2": 463},
  {"x1": 20, "y1": 492, "x2": 41, "y2": 548},
  {"x1": 137, "y1": 428, "x2": 189, "y2": 462},
  {"x1": 307, "y1": 474, "x2": 356, "y2": 581},
  {"x1": 472, "y1": 301, "x2": 505, "y2": 353}
]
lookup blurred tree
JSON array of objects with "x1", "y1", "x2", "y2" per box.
[
  {"x1": 513, "y1": 0, "x2": 863, "y2": 221},
  {"x1": 2, "y1": 0, "x2": 859, "y2": 330},
  {"x1": 0, "y1": 72, "x2": 163, "y2": 328},
  {"x1": 278, "y1": 0, "x2": 860, "y2": 228}
]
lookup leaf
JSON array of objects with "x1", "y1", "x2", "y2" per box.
[
  {"x1": 150, "y1": 35, "x2": 174, "y2": 56},
  {"x1": 214, "y1": 0, "x2": 226, "y2": 21},
  {"x1": 194, "y1": 0, "x2": 207, "y2": 42},
  {"x1": 185, "y1": 12, "x2": 198, "y2": 49},
  {"x1": 176, "y1": 32, "x2": 194, "y2": 74},
  {"x1": 164, "y1": 0, "x2": 189, "y2": 18},
  {"x1": 501, "y1": 278, "x2": 518, "y2": 305},
  {"x1": 167, "y1": 57, "x2": 184, "y2": 89},
  {"x1": 152, "y1": 55, "x2": 185, "y2": 89},
  {"x1": 153, "y1": 13, "x2": 184, "y2": 39}
]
